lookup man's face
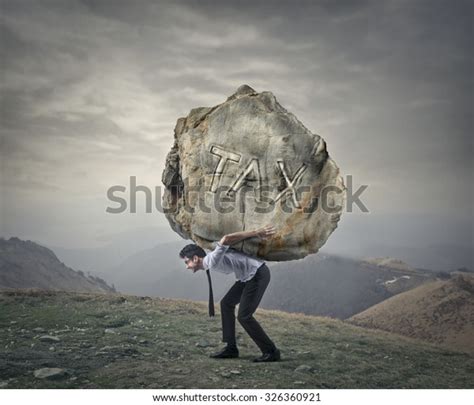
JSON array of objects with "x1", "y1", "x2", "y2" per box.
[{"x1": 183, "y1": 255, "x2": 201, "y2": 273}]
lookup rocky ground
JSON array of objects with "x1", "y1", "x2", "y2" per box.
[{"x1": 0, "y1": 289, "x2": 472, "y2": 389}]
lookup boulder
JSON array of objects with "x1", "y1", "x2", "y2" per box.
[{"x1": 162, "y1": 85, "x2": 345, "y2": 260}]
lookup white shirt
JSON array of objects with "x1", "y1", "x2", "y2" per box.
[{"x1": 203, "y1": 243, "x2": 265, "y2": 282}]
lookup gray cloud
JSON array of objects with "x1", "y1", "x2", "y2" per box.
[{"x1": 0, "y1": 0, "x2": 472, "y2": 253}]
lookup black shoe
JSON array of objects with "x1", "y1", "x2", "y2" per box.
[
  {"x1": 253, "y1": 348, "x2": 281, "y2": 363},
  {"x1": 210, "y1": 346, "x2": 239, "y2": 359}
]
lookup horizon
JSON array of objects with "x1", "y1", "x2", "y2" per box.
[{"x1": 1, "y1": 228, "x2": 472, "y2": 273}]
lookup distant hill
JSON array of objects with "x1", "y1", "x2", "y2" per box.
[
  {"x1": 0, "y1": 238, "x2": 115, "y2": 293},
  {"x1": 263, "y1": 253, "x2": 435, "y2": 319},
  {"x1": 348, "y1": 273, "x2": 474, "y2": 353},
  {"x1": 50, "y1": 226, "x2": 179, "y2": 275},
  {"x1": 362, "y1": 257, "x2": 417, "y2": 272},
  {"x1": 0, "y1": 289, "x2": 472, "y2": 388}
]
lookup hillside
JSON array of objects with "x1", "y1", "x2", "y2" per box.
[
  {"x1": 263, "y1": 254, "x2": 434, "y2": 319},
  {"x1": 0, "y1": 238, "x2": 115, "y2": 293},
  {"x1": 362, "y1": 257, "x2": 416, "y2": 272},
  {"x1": 349, "y1": 274, "x2": 474, "y2": 353},
  {"x1": 0, "y1": 289, "x2": 472, "y2": 389}
]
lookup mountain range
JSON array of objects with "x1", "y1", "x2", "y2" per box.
[{"x1": 55, "y1": 240, "x2": 441, "y2": 319}]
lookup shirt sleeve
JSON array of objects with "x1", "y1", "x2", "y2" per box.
[{"x1": 203, "y1": 243, "x2": 231, "y2": 272}]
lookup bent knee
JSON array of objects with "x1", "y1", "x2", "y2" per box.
[
  {"x1": 237, "y1": 312, "x2": 253, "y2": 323},
  {"x1": 220, "y1": 299, "x2": 235, "y2": 310}
]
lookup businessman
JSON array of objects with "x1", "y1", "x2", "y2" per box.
[{"x1": 179, "y1": 225, "x2": 280, "y2": 362}]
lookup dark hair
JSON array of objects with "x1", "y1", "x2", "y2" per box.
[{"x1": 179, "y1": 244, "x2": 206, "y2": 259}]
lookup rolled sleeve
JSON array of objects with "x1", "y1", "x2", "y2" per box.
[{"x1": 203, "y1": 243, "x2": 230, "y2": 271}]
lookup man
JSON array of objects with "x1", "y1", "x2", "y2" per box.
[{"x1": 179, "y1": 225, "x2": 280, "y2": 362}]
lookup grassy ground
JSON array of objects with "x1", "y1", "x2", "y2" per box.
[{"x1": 0, "y1": 289, "x2": 472, "y2": 389}]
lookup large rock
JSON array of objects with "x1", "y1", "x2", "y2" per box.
[{"x1": 162, "y1": 85, "x2": 345, "y2": 261}]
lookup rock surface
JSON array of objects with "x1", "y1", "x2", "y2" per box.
[
  {"x1": 294, "y1": 364, "x2": 313, "y2": 373},
  {"x1": 39, "y1": 335, "x2": 60, "y2": 343},
  {"x1": 33, "y1": 368, "x2": 67, "y2": 380},
  {"x1": 195, "y1": 338, "x2": 212, "y2": 348},
  {"x1": 162, "y1": 85, "x2": 345, "y2": 260}
]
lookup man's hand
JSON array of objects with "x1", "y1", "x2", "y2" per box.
[
  {"x1": 255, "y1": 225, "x2": 277, "y2": 240},
  {"x1": 220, "y1": 224, "x2": 277, "y2": 246}
]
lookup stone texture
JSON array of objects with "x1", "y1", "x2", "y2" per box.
[
  {"x1": 33, "y1": 368, "x2": 67, "y2": 380},
  {"x1": 162, "y1": 85, "x2": 345, "y2": 261},
  {"x1": 294, "y1": 364, "x2": 313, "y2": 373},
  {"x1": 195, "y1": 338, "x2": 212, "y2": 348},
  {"x1": 39, "y1": 335, "x2": 60, "y2": 343}
]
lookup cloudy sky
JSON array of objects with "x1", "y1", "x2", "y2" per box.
[{"x1": 1, "y1": 0, "x2": 472, "y2": 266}]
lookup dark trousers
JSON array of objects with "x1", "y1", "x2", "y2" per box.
[{"x1": 220, "y1": 264, "x2": 276, "y2": 353}]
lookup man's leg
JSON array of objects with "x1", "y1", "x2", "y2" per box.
[
  {"x1": 237, "y1": 265, "x2": 277, "y2": 354},
  {"x1": 220, "y1": 281, "x2": 245, "y2": 347}
]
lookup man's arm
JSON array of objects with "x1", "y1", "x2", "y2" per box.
[
  {"x1": 204, "y1": 243, "x2": 232, "y2": 271},
  {"x1": 219, "y1": 225, "x2": 276, "y2": 246}
]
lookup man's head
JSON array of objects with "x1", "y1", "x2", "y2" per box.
[{"x1": 179, "y1": 244, "x2": 206, "y2": 273}]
